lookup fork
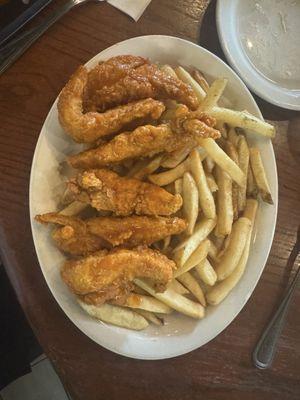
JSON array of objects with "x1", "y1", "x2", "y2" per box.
[
  {"x1": 0, "y1": 0, "x2": 103, "y2": 75},
  {"x1": 253, "y1": 225, "x2": 300, "y2": 369}
]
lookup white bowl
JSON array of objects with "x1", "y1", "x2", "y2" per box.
[
  {"x1": 217, "y1": 0, "x2": 300, "y2": 110},
  {"x1": 30, "y1": 35, "x2": 278, "y2": 360}
]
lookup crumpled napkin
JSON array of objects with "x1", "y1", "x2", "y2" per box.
[{"x1": 107, "y1": 0, "x2": 152, "y2": 21}]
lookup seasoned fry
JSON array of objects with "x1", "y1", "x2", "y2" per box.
[
  {"x1": 215, "y1": 217, "x2": 252, "y2": 280},
  {"x1": 189, "y1": 149, "x2": 216, "y2": 219},
  {"x1": 205, "y1": 172, "x2": 218, "y2": 193},
  {"x1": 177, "y1": 272, "x2": 206, "y2": 306},
  {"x1": 59, "y1": 200, "x2": 88, "y2": 216},
  {"x1": 207, "y1": 199, "x2": 258, "y2": 305},
  {"x1": 225, "y1": 141, "x2": 239, "y2": 220},
  {"x1": 215, "y1": 165, "x2": 233, "y2": 237},
  {"x1": 192, "y1": 69, "x2": 210, "y2": 93},
  {"x1": 175, "y1": 66, "x2": 206, "y2": 101},
  {"x1": 198, "y1": 138, "x2": 245, "y2": 186},
  {"x1": 174, "y1": 239, "x2": 210, "y2": 275},
  {"x1": 237, "y1": 136, "x2": 249, "y2": 212},
  {"x1": 132, "y1": 155, "x2": 163, "y2": 180},
  {"x1": 200, "y1": 78, "x2": 228, "y2": 112},
  {"x1": 136, "y1": 310, "x2": 164, "y2": 326},
  {"x1": 195, "y1": 258, "x2": 217, "y2": 286},
  {"x1": 249, "y1": 147, "x2": 273, "y2": 204},
  {"x1": 78, "y1": 301, "x2": 149, "y2": 330},
  {"x1": 182, "y1": 172, "x2": 199, "y2": 235},
  {"x1": 210, "y1": 107, "x2": 275, "y2": 138},
  {"x1": 134, "y1": 278, "x2": 205, "y2": 319},
  {"x1": 148, "y1": 158, "x2": 189, "y2": 186},
  {"x1": 168, "y1": 279, "x2": 190, "y2": 295},
  {"x1": 120, "y1": 294, "x2": 172, "y2": 314}
]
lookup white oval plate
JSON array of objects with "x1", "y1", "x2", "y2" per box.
[
  {"x1": 30, "y1": 35, "x2": 278, "y2": 360},
  {"x1": 217, "y1": 0, "x2": 300, "y2": 110}
]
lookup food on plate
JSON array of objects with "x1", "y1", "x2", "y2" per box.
[
  {"x1": 83, "y1": 55, "x2": 199, "y2": 111},
  {"x1": 58, "y1": 66, "x2": 165, "y2": 143},
  {"x1": 62, "y1": 246, "x2": 175, "y2": 304},
  {"x1": 68, "y1": 169, "x2": 183, "y2": 216},
  {"x1": 68, "y1": 111, "x2": 219, "y2": 169},
  {"x1": 36, "y1": 55, "x2": 275, "y2": 330},
  {"x1": 35, "y1": 213, "x2": 187, "y2": 255}
]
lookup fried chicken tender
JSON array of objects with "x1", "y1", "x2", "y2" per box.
[
  {"x1": 57, "y1": 66, "x2": 165, "y2": 143},
  {"x1": 61, "y1": 246, "x2": 175, "y2": 304},
  {"x1": 35, "y1": 212, "x2": 187, "y2": 255},
  {"x1": 83, "y1": 55, "x2": 199, "y2": 111},
  {"x1": 68, "y1": 111, "x2": 220, "y2": 169},
  {"x1": 68, "y1": 169, "x2": 182, "y2": 216}
]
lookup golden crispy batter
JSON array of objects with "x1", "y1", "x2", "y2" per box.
[
  {"x1": 68, "y1": 113, "x2": 220, "y2": 169},
  {"x1": 61, "y1": 246, "x2": 175, "y2": 304},
  {"x1": 57, "y1": 66, "x2": 165, "y2": 143},
  {"x1": 84, "y1": 56, "x2": 199, "y2": 112},
  {"x1": 69, "y1": 169, "x2": 183, "y2": 216},
  {"x1": 35, "y1": 212, "x2": 187, "y2": 255}
]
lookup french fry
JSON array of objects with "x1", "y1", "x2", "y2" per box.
[
  {"x1": 127, "y1": 159, "x2": 148, "y2": 178},
  {"x1": 198, "y1": 138, "x2": 245, "y2": 186},
  {"x1": 182, "y1": 172, "x2": 199, "y2": 235},
  {"x1": 189, "y1": 149, "x2": 216, "y2": 219},
  {"x1": 207, "y1": 199, "x2": 258, "y2": 305},
  {"x1": 168, "y1": 279, "x2": 190, "y2": 295},
  {"x1": 136, "y1": 310, "x2": 164, "y2": 326},
  {"x1": 174, "y1": 214, "x2": 216, "y2": 254},
  {"x1": 174, "y1": 238, "x2": 211, "y2": 275},
  {"x1": 195, "y1": 258, "x2": 217, "y2": 286},
  {"x1": 215, "y1": 121, "x2": 228, "y2": 138},
  {"x1": 78, "y1": 301, "x2": 149, "y2": 330},
  {"x1": 59, "y1": 201, "x2": 87, "y2": 216},
  {"x1": 174, "y1": 178, "x2": 183, "y2": 195},
  {"x1": 134, "y1": 279, "x2": 205, "y2": 319},
  {"x1": 161, "y1": 145, "x2": 193, "y2": 169},
  {"x1": 192, "y1": 69, "x2": 210, "y2": 93},
  {"x1": 162, "y1": 235, "x2": 171, "y2": 251},
  {"x1": 247, "y1": 165, "x2": 257, "y2": 198},
  {"x1": 225, "y1": 141, "x2": 239, "y2": 220},
  {"x1": 132, "y1": 155, "x2": 163, "y2": 180},
  {"x1": 177, "y1": 272, "x2": 206, "y2": 306},
  {"x1": 203, "y1": 155, "x2": 215, "y2": 174},
  {"x1": 207, "y1": 241, "x2": 220, "y2": 263},
  {"x1": 215, "y1": 165, "x2": 233, "y2": 237},
  {"x1": 148, "y1": 158, "x2": 189, "y2": 186},
  {"x1": 215, "y1": 217, "x2": 252, "y2": 280},
  {"x1": 121, "y1": 293, "x2": 172, "y2": 314},
  {"x1": 227, "y1": 127, "x2": 239, "y2": 147},
  {"x1": 249, "y1": 147, "x2": 273, "y2": 204},
  {"x1": 200, "y1": 78, "x2": 228, "y2": 112},
  {"x1": 161, "y1": 64, "x2": 178, "y2": 79},
  {"x1": 237, "y1": 136, "x2": 249, "y2": 212},
  {"x1": 210, "y1": 107, "x2": 275, "y2": 138},
  {"x1": 205, "y1": 172, "x2": 218, "y2": 193},
  {"x1": 175, "y1": 66, "x2": 206, "y2": 101}
]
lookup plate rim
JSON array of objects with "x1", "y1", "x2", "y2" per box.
[
  {"x1": 216, "y1": 0, "x2": 300, "y2": 111},
  {"x1": 29, "y1": 34, "x2": 278, "y2": 360}
]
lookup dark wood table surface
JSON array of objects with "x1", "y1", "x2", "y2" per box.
[{"x1": 0, "y1": 1, "x2": 299, "y2": 399}]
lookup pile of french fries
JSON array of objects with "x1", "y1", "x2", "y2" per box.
[{"x1": 60, "y1": 64, "x2": 275, "y2": 331}]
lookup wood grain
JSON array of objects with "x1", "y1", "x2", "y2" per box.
[{"x1": 0, "y1": 1, "x2": 299, "y2": 399}]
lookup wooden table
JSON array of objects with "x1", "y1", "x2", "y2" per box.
[{"x1": 0, "y1": 1, "x2": 299, "y2": 399}]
